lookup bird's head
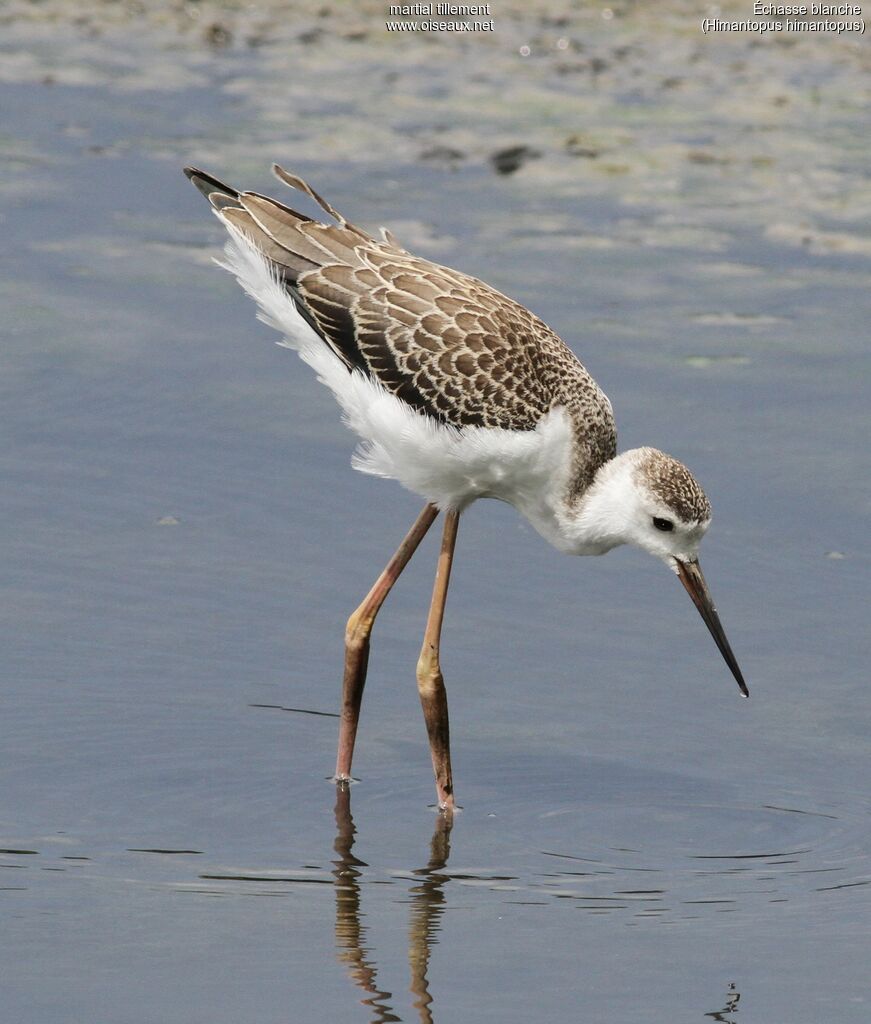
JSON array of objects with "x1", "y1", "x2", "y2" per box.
[
  {"x1": 611, "y1": 446, "x2": 712, "y2": 564},
  {"x1": 570, "y1": 447, "x2": 748, "y2": 696}
]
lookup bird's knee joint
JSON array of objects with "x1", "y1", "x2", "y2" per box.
[
  {"x1": 345, "y1": 610, "x2": 373, "y2": 648},
  {"x1": 416, "y1": 651, "x2": 443, "y2": 695}
]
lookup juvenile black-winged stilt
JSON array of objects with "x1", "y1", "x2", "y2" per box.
[{"x1": 185, "y1": 164, "x2": 748, "y2": 812}]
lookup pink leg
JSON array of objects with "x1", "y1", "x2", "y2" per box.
[
  {"x1": 416, "y1": 509, "x2": 460, "y2": 812},
  {"x1": 335, "y1": 503, "x2": 439, "y2": 782}
]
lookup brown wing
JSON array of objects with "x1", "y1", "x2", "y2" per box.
[
  {"x1": 343, "y1": 248, "x2": 581, "y2": 430},
  {"x1": 185, "y1": 164, "x2": 616, "y2": 483}
]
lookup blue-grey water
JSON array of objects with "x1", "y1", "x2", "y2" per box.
[{"x1": 2, "y1": 4, "x2": 869, "y2": 1021}]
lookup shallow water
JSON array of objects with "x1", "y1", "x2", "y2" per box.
[{"x1": 2, "y1": 4, "x2": 869, "y2": 1021}]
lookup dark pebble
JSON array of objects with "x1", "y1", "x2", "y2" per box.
[{"x1": 490, "y1": 145, "x2": 541, "y2": 175}]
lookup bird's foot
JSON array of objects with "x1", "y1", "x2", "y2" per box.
[
  {"x1": 429, "y1": 799, "x2": 461, "y2": 818},
  {"x1": 330, "y1": 773, "x2": 358, "y2": 790}
]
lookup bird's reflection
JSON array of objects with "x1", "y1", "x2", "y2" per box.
[{"x1": 332, "y1": 786, "x2": 453, "y2": 1023}]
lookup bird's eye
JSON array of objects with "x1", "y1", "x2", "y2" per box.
[{"x1": 652, "y1": 517, "x2": 674, "y2": 532}]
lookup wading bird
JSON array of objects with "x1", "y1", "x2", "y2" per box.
[{"x1": 185, "y1": 164, "x2": 748, "y2": 812}]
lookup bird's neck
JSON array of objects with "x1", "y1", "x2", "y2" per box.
[{"x1": 516, "y1": 450, "x2": 641, "y2": 556}]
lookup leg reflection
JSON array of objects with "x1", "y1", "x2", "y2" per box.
[
  {"x1": 332, "y1": 788, "x2": 455, "y2": 1024},
  {"x1": 704, "y1": 983, "x2": 741, "y2": 1023},
  {"x1": 408, "y1": 813, "x2": 453, "y2": 1024},
  {"x1": 333, "y1": 786, "x2": 400, "y2": 1024}
]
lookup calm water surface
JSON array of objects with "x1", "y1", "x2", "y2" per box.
[{"x1": 1, "y1": 7, "x2": 869, "y2": 1022}]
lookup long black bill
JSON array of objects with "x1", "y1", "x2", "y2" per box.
[{"x1": 675, "y1": 559, "x2": 749, "y2": 697}]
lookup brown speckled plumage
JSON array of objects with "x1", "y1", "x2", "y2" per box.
[
  {"x1": 635, "y1": 448, "x2": 712, "y2": 524},
  {"x1": 185, "y1": 164, "x2": 617, "y2": 497}
]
